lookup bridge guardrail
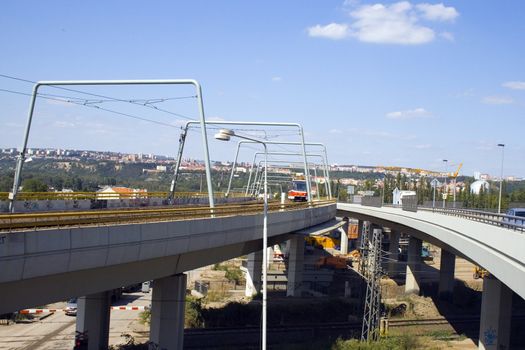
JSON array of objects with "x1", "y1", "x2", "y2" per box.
[
  {"x1": 0, "y1": 200, "x2": 336, "y2": 232},
  {"x1": 418, "y1": 207, "x2": 525, "y2": 233}
]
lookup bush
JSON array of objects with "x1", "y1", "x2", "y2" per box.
[
  {"x1": 331, "y1": 335, "x2": 421, "y2": 350},
  {"x1": 137, "y1": 296, "x2": 204, "y2": 328},
  {"x1": 212, "y1": 263, "x2": 245, "y2": 285}
]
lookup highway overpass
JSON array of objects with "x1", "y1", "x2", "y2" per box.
[{"x1": 337, "y1": 202, "x2": 525, "y2": 350}]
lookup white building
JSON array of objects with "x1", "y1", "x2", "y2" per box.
[
  {"x1": 392, "y1": 188, "x2": 416, "y2": 205},
  {"x1": 470, "y1": 180, "x2": 490, "y2": 195}
]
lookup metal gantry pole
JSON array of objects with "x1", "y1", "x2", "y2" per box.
[
  {"x1": 224, "y1": 140, "x2": 332, "y2": 200},
  {"x1": 225, "y1": 142, "x2": 242, "y2": 197},
  {"x1": 168, "y1": 127, "x2": 187, "y2": 203},
  {"x1": 498, "y1": 144, "x2": 505, "y2": 214},
  {"x1": 175, "y1": 121, "x2": 313, "y2": 201},
  {"x1": 262, "y1": 143, "x2": 268, "y2": 350},
  {"x1": 9, "y1": 79, "x2": 216, "y2": 212},
  {"x1": 248, "y1": 151, "x2": 328, "y2": 200},
  {"x1": 313, "y1": 166, "x2": 320, "y2": 200},
  {"x1": 442, "y1": 159, "x2": 448, "y2": 209}
]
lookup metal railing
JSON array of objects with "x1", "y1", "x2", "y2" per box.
[
  {"x1": 0, "y1": 200, "x2": 335, "y2": 231},
  {"x1": 418, "y1": 207, "x2": 525, "y2": 233}
]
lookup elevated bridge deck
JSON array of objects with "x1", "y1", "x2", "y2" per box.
[{"x1": 0, "y1": 200, "x2": 336, "y2": 313}]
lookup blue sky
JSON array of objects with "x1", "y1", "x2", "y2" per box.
[{"x1": 1, "y1": 1, "x2": 524, "y2": 177}]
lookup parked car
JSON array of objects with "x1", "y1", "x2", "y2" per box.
[{"x1": 64, "y1": 298, "x2": 78, "y2": 316}]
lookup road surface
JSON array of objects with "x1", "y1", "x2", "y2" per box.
[{"x1": 0, "y1": 292, "x2": 151, "y2": 350}]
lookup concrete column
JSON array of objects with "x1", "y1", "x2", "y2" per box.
[
  {"x1": 339, "y1": 227, "x2": 349, "y2": 255},
  {"x1": 286, "y1": 235, "x2": 305, "y2": 297},
  {"x1": 150, "y1": 274, "x2": 187, "y2": 350},
  {"x1": 438, "y1": 249, "x2": 456, "y2": 301},
  {"x1": 387, "y1": 230, "x2": 400, "y2": 277},
  {"x1": 357, "y1": 219, "x2": 364, "y2": 249},
  {"x1": 267, "y1": 246, "x2": 274, "y2": 267},
  {"x1": 76, "y1": 291, "x2": 111, "y2": 350},
  {"x1": 478, "y1": 276, "x2": 512, "y2": 350},
  {"x1": 405, "y1": 236, "x2": 422, "y2": 294},
  {"x1": 245, "y1": 250, "x2": 262, "y2": 296}
]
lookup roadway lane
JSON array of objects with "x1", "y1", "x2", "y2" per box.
[{"x1": 0, "y1": 292, "x2": 151, "y2": 349}]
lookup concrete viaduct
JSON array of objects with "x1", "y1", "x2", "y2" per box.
[
  {"x1": 337, "y1": 203, "x2": 525, "y2": 350},
  {"x1": 0, "y1": 202, "x2": 335, "y2": 349}
]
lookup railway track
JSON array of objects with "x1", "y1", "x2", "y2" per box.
[{"x1": 0, "y1": 200, "x2": 335, "y2": 231}]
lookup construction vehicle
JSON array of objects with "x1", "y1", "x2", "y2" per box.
[
  {"x1": 288, "y1": 174, "x2": 308, "y2": 201},
  {"x1": 348, "y1": 249, "x2": 361, "y2": 262},
  {"x1": 473, "y1": 266, "x2": 489, "y2": 279},
  {"x1": 305, "y1": 236, "x2": 340, "y2": 249},
  {"x1": 315, "y1": 256, "x2": 351, "y2": 270}
]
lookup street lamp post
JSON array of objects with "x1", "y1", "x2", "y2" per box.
[
  {"x1": 442, "y1": 159, "x2": 448, "y2": 209},
  {"x1": 497, "y1": 143, "x2": 505, "y2": 214},
  {"x1": 214, "y1": 129, "x2": 268, "y2": 350}
]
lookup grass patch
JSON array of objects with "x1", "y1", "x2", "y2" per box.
[{"x1": 331, "y1": 334, "x2": 438, "y2": 350}]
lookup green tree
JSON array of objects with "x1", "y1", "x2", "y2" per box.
[{"x1": 22, "y1": 178, "x2": 48, "y2": 192}]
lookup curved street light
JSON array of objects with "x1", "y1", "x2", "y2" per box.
[{"x1": 214, "y1": 129, "x2": 269, "y2": 350}]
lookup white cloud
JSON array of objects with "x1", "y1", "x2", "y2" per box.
[
  {"x1": 482, "y1": 96, "x2": 514, "y2": 105},
  {"x1": 271, "y1": 76, "x2": 282, "y2": 82},
  {"x1": 349, "y1": 2, "x2": 435, "y2": 44},
  {"x1": 414, "y1": 144, "x2": 432, "y2": 149},
  {"x1": 329, "y1": 128, "x2": 343, "y2": 134},
  {"x1": 386, "y1": 107, "x2": 431, "y2": 119},
  {"x1": 307, "y1": 23, "x2": 349, "y2": 40},
  {"x1": 308, "y1": 1, "x2": 459, "y2": 45},
  {"x1": 502, "y1": 81, "x2": 525, "y2": 90},
  {"x1": 416, "y1": 3, "x2": 459, "y2": 22}
]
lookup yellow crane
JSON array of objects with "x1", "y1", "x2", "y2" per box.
[{"x1": 448, "y1": 163, "x2": 463, "y2": 178}]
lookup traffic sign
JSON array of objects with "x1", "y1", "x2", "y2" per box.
[{"x1": 430, "y1": 178, "x2": 441, "y2": 188}]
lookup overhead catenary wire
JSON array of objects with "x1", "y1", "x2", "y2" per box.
[
  {"x1": 0, "y1": 73, "x2": 197, "y2": 121},
  {"x1": 0, "y1": 88, "x2": 179, "y2": 129}
]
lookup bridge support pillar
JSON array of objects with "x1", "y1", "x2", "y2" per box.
[
  {"x1": 357, "y1": 220, "x2": 364, "y2": 248},
  {"x1": 150, "y1": 273, "x2": 187, "y2": 350},
  {"x1": 478, "y1": 276, "x2": 512, "y2": 350},
  {"x1": 339, "y1": 226, "x2": 349, "y2": 255},
  {"x1": 405, "y1": 236, "x2": 422, "y2": 294},
  {"x1": 76, "y1": 291, "x2": 111, "y2": 350},
  {"x1": 438, "y1": 249, "x2": 456, "y2": 301},
  {"x1": 245, "y1": 250, "x2": 262, "y2": 296},
  {"x1": 287, "y1": 235, "x2": 305, "y2": 297},
  {"x1": 387, "y1": 230, "x2": 400, "y2": 277}
]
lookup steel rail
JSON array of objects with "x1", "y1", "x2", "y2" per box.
[{"x1": 0, "y1": 200, "x2": 335, "y2": 231}]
